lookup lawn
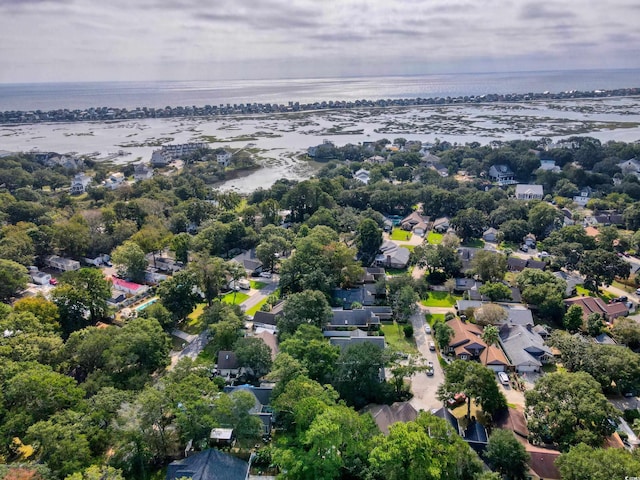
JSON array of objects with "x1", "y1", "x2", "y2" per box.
[
  {"x1": 390, "y1": 229, "x2": 412, "y2": 241},
  {"x1": 427, "y1": 231, "x2": 443, "y2": 245},
  {"x1": 221, "y1": 291, "x2": 250, "y2": 305},
  {"x1": 246, "y1": 298, "x2": 268, "y2": 316},
  {"x1": 461, "y1": 238, "x2": 485, "y2": 248},
  {"x1": 425, "y1": 313, "x2": 446, "y2": 326},
  {"x1": 381, "y1": 323, "x2": 418, "y2": 354},
  {"x1": 182, "y1": 303, "x2": 207, "y2": 334},
  {"x1": 250, "y1": 280, "x2": 267, "y2": 290},
  {"x1": 575, "y1": 285, "x2": 617, "y2": 302},
  {"x1": 386, "y1": 268, "x2": 409, "y2": 276},
  {"x1": 421, "y1": 291, "x2": 461, "y2": 307}
]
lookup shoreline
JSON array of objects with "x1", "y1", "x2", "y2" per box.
[{"x1": 2, "y1": 87, "x2": 639, "y2": 126}]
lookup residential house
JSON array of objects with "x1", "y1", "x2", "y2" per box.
[
  {"x1": 523, "y1": 233, "x2": 536, "y2": 247},
  {"x1": 252, "y1": 301, "x2": 284, "y2": 327},
  {"x1": 307, "y1": 140, "x2": 335, "y2": 158},
  {"x1": 30, "y1": 271, "x2": 51, "y2": 285},
  {"x1": 457, "y1": 247, "x2": 477, "y2": 271},
  {"x1": 111, "y1": 277, "x2": 149, "y2": 296},
  {"x1": 366, "y1": 402, "x2": 418, "y2": 435},
  {"x1": 564, "y1": 296, "x2": 629, "y2": 322},
  {"x1": 593, "y1": 212, "x2": 625, "y2": 226},
  {"x1": 515, "y1": 184, "x2": 544, "y2": 200},
  {"x1": 431, "y1": 407, "x2": 489, "y2": 454},
  {"x1": 150, "y1": 149, "x2": 171, "y2": 166},
  {"x1": 499, "y1": 323, "x2": 553, "y2": 373},
  {"x1": 254, "y1": 330, "x2": 279, "y2": 360},
  {"x1": 103, "y1": 172, "x2": 125, "y2": 190},
  {"x1": 432, "y1": 216, "x2": 451, "y2": 233},
  {"x1": 166, "y1": 449, "x2": 249, "y2": 480},
  {"x1": 45, "y1": 255, "x2": 80, "y2": 272},
  {"x1": 488, "y1": 164, "x2": 516, "y2": 185},
  {"x1": 217, "y1": 351, "x2": 241, "y2": 378},
  {"x1": 353, "y1": 168, "x2": 371, "y2": 184},
  {"x1": 328, "y1": 308, "x2": 381, "y2": 329},
  {"x1": 454, "y1": 277, "x2": 481, "y2": 293},
  {"x1": 363, "y1": 306, "x2": 393, "y2": 320},
  {"x1": 618, "y1": 158, "x2": 640, "y2": 177},
  {"x1": 482, "y1": 227, "x2": 499, "y2": 242},
  {"x1": 561, "y1": 207, "x2": 575, "y2": 226},
  {"x1": 223, "y1": 385, "x2": 275, "y2": 436},
  {"x1": 431, "y1": 163, "x2": 449, "y2": 177},
  {"x1": 323, "y1": 328, "x2": 385, "y2": 350},
  {"x1": 400, "y1": 211, "x2": 430, "y2": 235},
  {"x1": 359, "y1": 267, "x2": 386, "y2": 284},
  {"x1": 209, "y1": 428, "x2": 234, "y2": 446},
  {"x1": 552, "y1": 270, "x2": 582, "y2": 296},
  {"x1": 573, "y1": 186, "x2": 593, "y2": 206},
  {"x1": 160, "y1": 143, "x2": 208, "y2": 160},
  {"x1": 507, "y1": 257, "x2": 546, "y2": 273},
  {"x1": 332, "y1": 284, "x2": 377, "y2": 307},
  {"x1": 593, "y1": 333, "x2": 618, "y2": 346},
  {"x1": 374, "y1": 241, "x2": 410, "y2": 269},
  {"x1": 494, "y1": 408, "x2": 561, "y2": 480},
  {"x1": 70, "y1": 173, "x2": 92, "y2": 194},
  {"x1": 243, "y1": 259, "x2": 263, "y2": 275},
  {"x1": 538, "y1": 159, "x2": 561, "y2": 172},
  {"x1": 216, "y1": 149, "x2": 232, "y2": 167},
  {"x1": 133, "y1": 162, "x2": 153, "y2": 181},
  {"x1": 443, "y1": 317, "x2": 509, "y2": 371},
  {"x1": 107, "y1": 292, "x2": 126, "y2": 307},
  {"x1": 365, "y1": 155, "x2": 386, "y2": 165}
]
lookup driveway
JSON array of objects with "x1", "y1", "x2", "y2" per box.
[
  {"x1": 408, "y1": 310, "x2": 446, "y2": 412},
  {"x1": 169, "y1": 329, "x2": 210, "y2": 369}
]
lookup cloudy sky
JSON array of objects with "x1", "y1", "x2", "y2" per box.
[{"x1": 1, "y1": 0, "x2": 639, "y2": 83}]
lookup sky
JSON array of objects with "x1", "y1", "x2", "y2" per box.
[{"x1": 1, "y1": 0, "x2": 639, "y2": 83}]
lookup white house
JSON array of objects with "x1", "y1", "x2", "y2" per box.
[
  {"x1": 150, "y1": 150, "x2": 170, "y2": 166},
  {"x1": 31, "y1": 271, "x2": 51, "y2": 285},
  {"x1": 133, "y1": 163, "x2": 153, "y2": 181},
  {"x1": 70, "y1": 173, "x2": 92, "y2": 194},
  {"x1": 103, "y1": 172, "x2": 125, "y2": 190},
  {"x1": 483, "y1": 227, "x2": 499, "y2": 242},
  {"x1": 488, "y1": 165, "x2": 517, "y2": 185},
  {"x1": 353, "y1": 169, "x2": 371, "y2": 184},
  {"x1": 515, "y1": 184, "x2": 544, "y2": 200},
  {"x1": 45, "y1": 255, "x2": 81, "y2": 272},
  {"x1": 538, "y1": 159, "x2": 561, "y2": 172},
  {"x1": 618, "y1": 158, "x2": 640, "y2": 177},
  {"x1": 573, "y1": 186, "x2": 593, "y2": 206},
  {"x1": 216, "y1": 150, "x2": 232, "y2": 167}
]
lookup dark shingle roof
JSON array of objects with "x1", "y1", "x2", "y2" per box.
[
  {"x1": 166, "y1": 449, "x2": 248, "y2": 480},
  {"x1": 217, "y1": 351, "x2": 238, "y2": 370}
]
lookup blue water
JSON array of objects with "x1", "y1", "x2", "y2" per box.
[{"x1": 0, "y1": 69, "x2": 638, "y2": 112}]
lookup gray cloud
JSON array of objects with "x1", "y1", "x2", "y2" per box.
[{"x1": 520, "y1": 2, "x2": 576, "y2": 20}]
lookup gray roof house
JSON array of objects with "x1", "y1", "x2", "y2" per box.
[
  {"x1": 223, "y1": 385, "x2": 275, "y2": 435},
  {"x1": 515, "y1": 184, "x2": 544, "y2": 200},
  {"x1": 329, "y1": 309, "x2": 381, "y2": 328},
  {"x1": 367, "y1": 402, "x2": 418, "y2": 435},
  {"x1": 216, "y1": 351, "x2": 240, "y2": 377},
  {"x1": 482, "y1": 227, "x2": 499, "y2": 242},
  {"x1": 488, "y1": 164, "x2": 516, "y2": 185},
  {"x1": 323, "y1": 328, "x2": 385, "y2": 350},
  {"x1": 166, "y1": 449, "x2": 249, "y2": 480},
  {"x1": 499, "y1": 323, "x2": 553, "y2": 373},
  {"x1": 432, "y1": 216, "x2": 451, "y2": 233},
  {"x1": 375, "y1": 241, "x2": 410, "y2": 269}
]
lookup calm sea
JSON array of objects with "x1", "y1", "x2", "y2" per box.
[{"x1": 0, "y1": 69, "x2": 639, "y2": 112}]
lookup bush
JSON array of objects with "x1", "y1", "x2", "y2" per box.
[
  {"x1": 425, "y1": 271, "x2": 447, "y2": 285},
  {"x1": 624, "y1": 408, "x2": 640, "y2": 423},
  {"x1": 403, "y1": 324, "x2": 414, "y2": 338},
  {"x1": 444, "y1": 312, "x2": 455, "y2": 321}
]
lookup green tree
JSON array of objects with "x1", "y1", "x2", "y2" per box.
[
  {"x1": 434, "y1": 321, "x2": 454, "y2": 349},
  {"x1": 474, "y1": 303, "x2": 507, "y2": 326},
  {"x1": 131, "y1": 221, "x2": 172, "y2": 268},
  {"x1": 481, "y1": 324, "x2": 500, "y2": 366},
  {"x1": 210, "y1": 314, "x2": 244, "y2": 353},
  {"x1": 0, "y1": 225, "x2": 35, "y2": 266},
  {"x1": 65, "y1": 465, "x2": 125, "y2": 480},
  {"x1": 499, "y1": 219, "x2": 530, "y2": 243},
  {"x1": 234, "y1": 336, "x2": 273, "y2": 380},
  {"x1": 563, "y1": 304, "x2": 584, "y2": 332},
  {"x1": 527, "y1": 202, "x2": 562, "y2": 238},
  {"x1": 157, "y1": 270, "x2": 200, "y2": 321},
  {"x1": 556, "y1": 443, "x2": 640, "y2": 480},
  {"x1": 586, "y1": 312, "x2": 605, "y2": 337},
  {"x1": 579, "y1": 248, "x2": 631, "y2": 290},
  {"x1": 267, "y1": 352, "x2": 308, "y2": 398},
  {"x1": 478, "y1": 282, "x2": 512, "y2": 302},
  {"x1": 0, "y1": 258, "x2": 29, "y2": 301},
  {"x1": 368, "y1": 412, "x2": 483, "y2": 480},
  {"x1": 471, "y1": 251, "x2": 507, "y2": 282},
  {"x1": 437, "y1": 360, "x2": 506, "y2": 419},
  {"x1": 524, "y1": 371, "x2": 619, "y2": 450},
  {"x1": 356, "y1": 218, "x2": 383, "y2": 266},
  {"x1": 452, "y1": 207, "x2": 488, "y2": 240},
  {"x1": 13, "y1": 295, "x2": 60, "y2": 329},
  {"x1": 279, "y1": 290, "x2": 333, "y2": 336},
  {"x1": 52, "y1": 284, "x2": 93, "y2": 336},
  {"x1": 332, "y1": 342, "x2": 386, "y2": 409},
  {"x1": 484, "y1": 429, "x2": 529, "y2": 480},
  {"x1": 392, "y1": 285, "x2": 419, "y2": 323},
  {"x1": 61, "y1": 268, "x2": 111, "y2": 323},
  {"x1": 111, "y1": 240, "x2": 147, "y2": 283},
  {"x1": 52, "y1": 217, "x2": 91, "y2": 258},
  {"x1": 189, "y1": 254, "x2": 227, "y2": 306},
  {"x1": 611, "y1": 316, "x2": 640, "y2": 350},
  {"x1": 279, "y1": 325, "x2": 339, "y2": 383},
  {"x1": 170, "y1": 232, "x2": 192, "y2": 264}
]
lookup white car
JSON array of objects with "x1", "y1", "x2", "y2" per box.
[
  {"x1": 424, "y1": 325, "x2": 431, "y2": 334},
  {"x1": 498, "y1": 371, "x2": 510, "y2": 385},
  {"x1": 538, "y1": 251, "x2": 550, "y2": 258},
  {"x1": 259, "y1": 272, "x2": 272, "y2": 278}
]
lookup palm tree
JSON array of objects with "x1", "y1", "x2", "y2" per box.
[{"x1": 481, "y1": 324, "x2": 500, "y2": 367}]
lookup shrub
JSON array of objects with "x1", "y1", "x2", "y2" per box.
[{"x1": 403, "y1": 324, "x2": 414, "y2": 338}]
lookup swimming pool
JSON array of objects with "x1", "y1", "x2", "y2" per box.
[{"x1": 135, "y1": 297, "x2": 158, "y2": 312}]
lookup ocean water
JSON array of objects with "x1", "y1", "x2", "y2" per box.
[{"x1": 0, "y1": 69, "x2": 639, "y2": 112}]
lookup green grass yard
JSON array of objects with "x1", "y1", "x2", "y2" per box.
[
  {"x1": 246, "y1": 298, "x2": 268, "y2": 316},
  {"x1": 427, "y1": 231, "x2": 443, "y2": 245},
  {"x1": 421, "y1": 291, "x2": 461, "y2": 307},
  {"x1": 575, "y1": 285, "x2": 616, "y2": 302},
  {"x1": 425, "y1": 313, "x2": 446, "y2": 326},
  {"x1": 221, "y1": 292, "x2": 250, "y2": 305},
  {"x1": 461, "y1": 238, "x2": 485, "y2": 248},
  {"x1": 250, "y1": 280, "x2": 267, "y2": 290},
  {"x1": 381, "y1": 323, "x2": 418, "y2": 354},
  {"x1": 390, "y1": 229, "x2": 413, "y2": 241}
]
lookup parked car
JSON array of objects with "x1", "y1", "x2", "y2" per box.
[
  {"x1": 498, "y1": 371, "x2": 510, "y2": 385},
  {"x1": 424, "y1": 324, "x2": 431, "y2": 334},
  {"x1": 429, "y1": 341, "x2": 436, "y2": 351},
  {"x1": 538, "y1": 251, "x2": 549, "y2": 258},
  {"x1": 259, "y1": 272, "x2": 272, "y2": 278},
  {"x1": 610, "y1": 296, "x2": 628, "y2": 304},
  {"x1": 519, "y1": 244, "x2": 529, "y2": 252},
  {"x1": 49, "y1": 278, "x2": 58, "y2": 286},
  {"x1": 446, "y1": 392, "x2": 466, "y2": 408},
  {"x1": 635, "y1": 288, "x2": 640, "y2": 295}
]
